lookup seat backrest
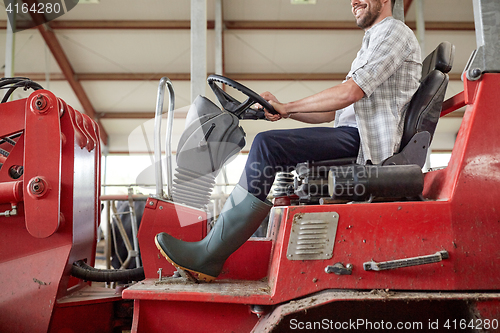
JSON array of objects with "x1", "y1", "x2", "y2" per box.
[
  {"x1": 421, "y1": 42, "x2": 455, "y2": 78},
  {"x1": 398, "y1": 41, "x2": 455, "y2": 152}
]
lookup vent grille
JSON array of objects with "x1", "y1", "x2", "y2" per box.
[{"x1": 286, "y1": 212, "x2": 339, "y2": 261}]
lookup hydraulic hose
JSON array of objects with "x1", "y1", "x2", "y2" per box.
[
  {"x1": 71, "y1": 260, "x2": 145, "y2": 282},
  {"x1": 0, "y1": 77, "x2": 44, "y2": 103}
]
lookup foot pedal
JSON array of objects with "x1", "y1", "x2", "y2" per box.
[{"x1": 363, "y1": 250, "x2": 449, "y2": 271}]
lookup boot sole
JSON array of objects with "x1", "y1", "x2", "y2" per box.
[{"x1": 154, "y1": 235, "x2": 217, "y2": 283}]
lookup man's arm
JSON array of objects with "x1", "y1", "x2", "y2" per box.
[{"x1": 262, "y1": 78, "x2": 365, "y2": 124}]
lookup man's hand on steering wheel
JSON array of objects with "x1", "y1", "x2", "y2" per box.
[{"x1": 259, "y1": 91, "x2": 290, "y2": 122}]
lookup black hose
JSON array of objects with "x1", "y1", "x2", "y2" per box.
[
  {"x1": 71, "y1": 260, "x2": 145, "y2": 282},
  {"x1": 0, "y1": 77, "x2": 44, "y2": 90},
  {"x1": 0, "y1": 77, "x2": 44, "y2": 103}
]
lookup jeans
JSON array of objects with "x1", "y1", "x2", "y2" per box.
[{"x1": 237, "y1": 126, "x2": 360, "y2": 201}]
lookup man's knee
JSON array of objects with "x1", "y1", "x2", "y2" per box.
[
  {"x1": 253, "y1": 131, "x2": 271, "y2": 146},
  {"x1": 252, "y1": 130, "x2": 282, "y2": 151},
  {"x1": 248, "y1": 131, "x2": 284, "y2": 168}
]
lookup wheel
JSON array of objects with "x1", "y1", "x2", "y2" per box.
[{"x1": 207, "y1": 74, "x2": 277, "y2": 117}]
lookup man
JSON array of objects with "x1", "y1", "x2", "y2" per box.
[{"x1": 155, "y1": 0, "x2": 422, "y2": 282}]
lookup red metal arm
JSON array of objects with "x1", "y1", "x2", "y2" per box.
[{"x1": 440, "y1": 91, "x2": 466, "y2": 117}]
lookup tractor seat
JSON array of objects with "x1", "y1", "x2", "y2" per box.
[{"x1": 293, "y1": 41, "x2": 455, "y2": 203}]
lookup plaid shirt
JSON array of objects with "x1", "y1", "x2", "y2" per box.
[{"x1": 335, "y1": 17, "x2": 421, "y2": 164}]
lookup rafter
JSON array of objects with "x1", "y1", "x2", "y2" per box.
[
  {"x1": 97, "y1": 109, "x2": 464, "y2": 120},
  {"x1": 16, "y1": 72, "x2": 464, "y2": 82},
  {"x1": 0, "y1": 20, "x2": 475, "y2": 31},
  {"x1": 99, "y1": 112, "x2": 187, "y2": 120}
]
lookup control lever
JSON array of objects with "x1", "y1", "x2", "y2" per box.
[{"x1": 364, "y1": 250, "x2": 449, "y2": 271}]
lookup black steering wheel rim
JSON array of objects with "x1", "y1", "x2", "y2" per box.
[{"x1": 207, "y1": 74, "x2": 277, "y2": 116}]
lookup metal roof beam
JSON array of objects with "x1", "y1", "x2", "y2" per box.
[
  {"x1": 0, "y1": 20, "x2": 475, "y2": 31},
  {"x1": 98, "y1": 110, "x2": 464, "y2": 120},
  {"x1": 16, "y1": 72, "x2": 464, "y2": 82}
]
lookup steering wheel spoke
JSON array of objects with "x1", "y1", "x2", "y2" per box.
[{"x1": 207, "y1": 74, "x2": 276, "y2": 117}]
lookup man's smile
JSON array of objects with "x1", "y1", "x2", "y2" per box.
[{"x1": 354, "y1": 4, "x2": 367, "y2": 18}]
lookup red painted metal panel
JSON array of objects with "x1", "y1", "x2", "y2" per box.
[
  {"x1": 269, "y1": 202, "x2": 455, "y2": 303},
  {"x1": 0, "y1": 245, "x2": 71, "y2": 333},
  {"x1": 59, "y1": 100, "x2": 100, "y2": 283},
  {"x1": 0, "y1": 98, "x2": 27, "y2": 136},
  {"x1": 64, "y1": 102, "x2": 88, "y2": 149},
  {"x1": 0, "y1": 180, "x2": 23, "y2": 203},
  {"x1": 23, "y1": 90, "x2": 62, "y2": 238},
  {"x1": 0, "y1": 92, "x2": 106, "y2": 332},
  {"x1": 49, "y1": 286, "x2": 124, "y2": 333},
  {"x1": 50, "y1": 301, "x2": 116, "y2": 333},
  {"x1": 446, "y1": 74, "x2": 500, "y2": 290},
  {"x1": 217, "y1": 239, "x2": 273, "y2": 280},
  {"x1": 138, "y1": 199, "x2": 207, "y2": 278},
  {"x1": 131, "y1": 299, "x2": 258, "y2": 333}
]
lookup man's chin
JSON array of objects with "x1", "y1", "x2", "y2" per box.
[
  {"x1": 356, "y1": 14, "x2": 378, "y2": 29},
  {"x1": 356, "y1": 19, "x2": 368, "y2": 29}
]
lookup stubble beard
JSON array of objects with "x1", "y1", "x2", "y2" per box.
[{"x1": 356, "y1": 1, "x2": 382, "y2": 29}]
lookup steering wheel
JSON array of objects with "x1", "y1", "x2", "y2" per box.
[{"x1": 207, "y1": 74, "x2": 277, "y2": 117}]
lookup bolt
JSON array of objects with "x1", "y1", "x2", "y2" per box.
[
  {"x1": 159, "y1": 206, "x2": 163, "y2": 210},
  {"x1": 157, "y1": 268, "x2": 163, "y2": 281},
  {"x1": 251, "y1": 305, "x2": 265, "y2": 318},
  {"x1": 33, "y1": 94, "x2": 49, "y2": 113},
  {"x1": 29, "y1": 177, "x2": 47, "y2": 196},
  {"x1": 149, "y1": 201, "x2": 154, "y2": 206}
]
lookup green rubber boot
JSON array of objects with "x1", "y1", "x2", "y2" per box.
[{"x1": 155, "y1": 184, "x2": 272, "y2": 282}]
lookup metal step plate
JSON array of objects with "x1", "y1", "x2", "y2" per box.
[{"x1": 286, "y1": 212, "x2": 339, "y2": 261}]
